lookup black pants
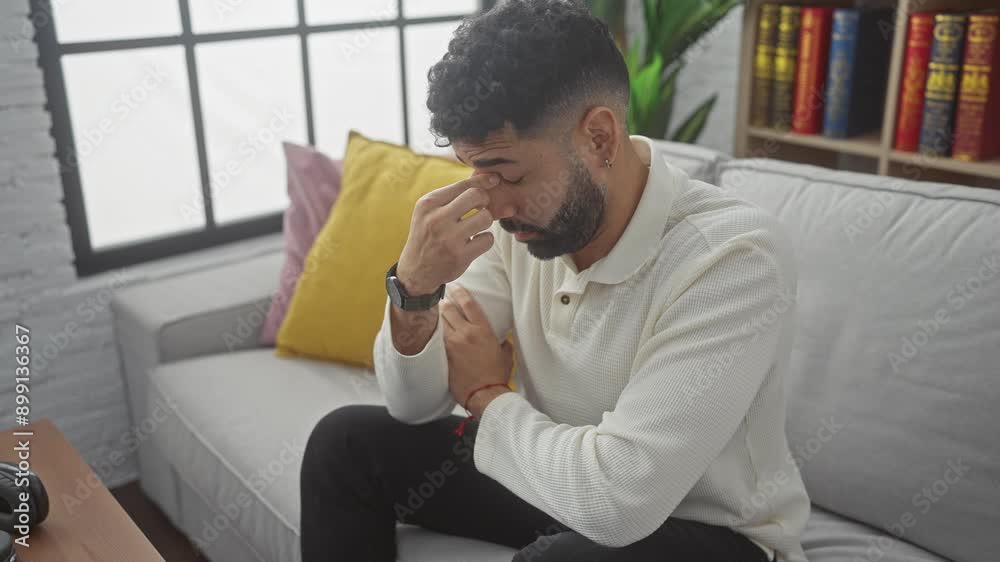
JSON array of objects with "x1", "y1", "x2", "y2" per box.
[{"x1": 300, "y1": 404, "x2": 770, "y2": 561}]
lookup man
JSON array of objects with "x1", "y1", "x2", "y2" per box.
[{"x1": 300, "y1": 1, "x2": 810, "y2": 560}]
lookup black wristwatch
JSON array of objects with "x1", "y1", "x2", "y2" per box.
[{"x1": 385, "y1": 262, "x2": 446, "y2": 311}]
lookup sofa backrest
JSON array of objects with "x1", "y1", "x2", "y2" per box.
[
  {"x1": 718, "y1": 159, "x2": 1000, "y2": 561},
  {"x1": 649, "y1": 138, "x2": 728, "y2": 184}
]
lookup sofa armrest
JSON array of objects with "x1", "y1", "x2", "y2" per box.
[
  {"x1": 111, "y1": 249, "x2": 283, "y2": 518},
  {"x1": 113, "y1": 251, "x2": 284, "y2": 366}
]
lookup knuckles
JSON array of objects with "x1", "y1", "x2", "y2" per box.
[{"x1": 415, "y1": 194, "x2": 437, "y2": 210}]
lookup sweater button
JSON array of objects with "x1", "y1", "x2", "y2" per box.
[{"x1": 560, "y1": 295, "x2": 570, "y2": 305}]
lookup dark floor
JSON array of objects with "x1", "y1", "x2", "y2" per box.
[{"x1": 112, "y1": 482, "x2": 208, "y2": 562}]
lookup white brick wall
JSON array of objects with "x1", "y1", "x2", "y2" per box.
[{"x1": 0, "y1": 0, "x2": 137, "y2": 487}]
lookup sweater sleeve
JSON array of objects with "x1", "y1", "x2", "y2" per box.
[
  {"x1": 472, "y1": 238, "x2": 794, "y2": 547},
  {"x1": 373, "y1": 223, "x2": 513, "y2": 425}
]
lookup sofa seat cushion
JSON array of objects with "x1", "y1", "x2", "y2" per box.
[
  {"x1": 396, "y1": 505, "x2": 948, "y2": 562},
  {"x1": 149, "y1": 349, "x2": 479, "y2": 562},
  {"x1": 802, "y1": 506, "x2": 946, "y2": 562},
  {"x1": 148, "y1": 349, "x2": 955, "y2": 561}
]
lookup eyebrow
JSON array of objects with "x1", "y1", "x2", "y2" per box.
[{"x1": 455, "y1": 154, "x2": 519, "y2": 168}]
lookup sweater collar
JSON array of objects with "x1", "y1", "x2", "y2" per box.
[{"x1": 566, "y1": 135, "x2": 678, "y2": 285}]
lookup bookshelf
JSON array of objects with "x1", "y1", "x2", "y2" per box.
[{"x1": 734, "y1": 0, "x2": 1000, "y2": 189}]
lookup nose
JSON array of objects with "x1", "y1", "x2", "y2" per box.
[
  {"x1": 484, "y1": 183, "x2": 517, "y2": 221},
  {"x1": 470, "y1": 170, "x2": 517, "y2": 220}
]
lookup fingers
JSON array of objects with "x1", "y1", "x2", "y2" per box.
[
  {"x1": 457, "y1": 208, "x2": 493, "y2": 239},
  {"x1": 439, "y1": 298, "x2": 466, "y2": 329},
  {"x1": 426, "y1": 173, "x2": 500, "y2": 207},
  {"x1": 444, "y1": 187, "x2": 491, "y2": 222},
  {"x1": 466, "y1": 229, "x2": 494, "y2": 258},
  {"x1": 448, "y1": 284, "x2": 490, "y2": 327}
]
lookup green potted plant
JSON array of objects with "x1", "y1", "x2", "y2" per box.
[{"x1": 587, "y1": 0, "x2": 742, "y2": 143}]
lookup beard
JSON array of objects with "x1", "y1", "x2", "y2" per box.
[{"x1": 499, "y1": 151, "x2": 607, "y2": 260}]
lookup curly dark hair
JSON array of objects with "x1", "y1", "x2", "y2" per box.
[{"x1": 426, "y1": 0, "x2": 629, "y2": 146}]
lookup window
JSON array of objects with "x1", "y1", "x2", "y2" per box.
[{"x1": 32, "y1": 0, "x2": 489, "y2": 275}]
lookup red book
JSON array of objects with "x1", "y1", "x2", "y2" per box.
[
  {"x1": 792, "y1": 7, "x2": 834, "y2": 134},
  {"x1": 894, "y1": 13, "x2": 937, "y2": 152},
  {"x1": 953, "y1": 12, "x2": 1000, "y2": 161}
]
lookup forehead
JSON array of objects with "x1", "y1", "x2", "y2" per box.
[{"x1": 452, "y1": 126, "x2": 544, "y2": 169}]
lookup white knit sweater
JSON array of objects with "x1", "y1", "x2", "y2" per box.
[{"x1": 374, "y1": 136, "x2": 810, "y2": 561}]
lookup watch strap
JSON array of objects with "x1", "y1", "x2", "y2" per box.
[{"x1": 387, "y1": 262, "x2": 446, "y2": 311}]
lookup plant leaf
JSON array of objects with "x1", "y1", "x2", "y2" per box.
[
  {"x1": 670, "y1": 94, "x2": 717, "y2": 144},
  {"x1": 643, "y1": 0, "x2": 667, "y2": 63},
  {"x1": 625, "y1": 37, "x2": 643, "y2": 75},
  {"x1": 640, "y1": 64, "x2": 682, "y2": 137},
  {"x1": 630, "y1": 53, "x2": 664, "y2": 134}
]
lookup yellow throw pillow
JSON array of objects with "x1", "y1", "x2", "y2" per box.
[{"x1": 276, "y1": 131, "x2": 471, "y2": 368}]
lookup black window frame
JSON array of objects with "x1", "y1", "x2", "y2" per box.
[{"x1": 31, "y1": 0, "x2": 494, "y2": 276}]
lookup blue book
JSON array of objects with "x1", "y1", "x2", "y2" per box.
[
  {"x1": 917, "y1": 14, "x2": 968, "y2": 156},
  {"x1": 823, "y1": 8, "x2": 895, "y2": 138},
  {"x1": 823, "y1": 10, "x2": 860, "y2": 137}
]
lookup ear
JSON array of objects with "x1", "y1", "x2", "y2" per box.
[{"x1": 578, "y1": 105, "x2": 622, "y2": 170}]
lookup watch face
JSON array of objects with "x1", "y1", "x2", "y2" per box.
[{"x1": 386, "y1": 275, "x2": 404, "y2": 307}]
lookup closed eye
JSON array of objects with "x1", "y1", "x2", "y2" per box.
[{"x1": 505, "y1": 176, "x2": 525, "y2": 185}]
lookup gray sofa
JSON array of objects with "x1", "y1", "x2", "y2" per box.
[{"x1": 113, "y1": 142, "x2": 1000, "y2": 562}]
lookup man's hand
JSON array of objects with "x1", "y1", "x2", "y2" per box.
[
  {"x1": 441, "y1": 285, "x2": 513, "y2": 416},
  {"x1": 396, "y1": 174, "x2": 500, "y2": 295}
]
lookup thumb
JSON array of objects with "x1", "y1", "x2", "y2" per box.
[
  {"x1": 501, "y1": 339, "x2": 514, "y2": 355},
  {"x1": 500, "y1": 339, "x2": 515, "y2": 374}
]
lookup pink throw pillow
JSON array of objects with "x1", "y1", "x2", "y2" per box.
[{"x1": 258, "y1": 142, "x2": 343, "y2": 345}]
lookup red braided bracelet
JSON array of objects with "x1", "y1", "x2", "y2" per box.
[{"x1": 454, "y1": 382, "x2": 509, "y2": 436}]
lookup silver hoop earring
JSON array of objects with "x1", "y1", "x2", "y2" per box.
[{"x1": 604, "y1": 159, "x2": 613, "y2": 169}]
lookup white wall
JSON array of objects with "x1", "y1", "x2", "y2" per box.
[
  {"x1": 673, "y1": 6, "x2": 743, "y2": 155},
  {"x1": 0, "y1": 0, "x2": 140, "y2": 486}
]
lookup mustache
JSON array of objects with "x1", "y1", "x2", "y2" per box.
[{"x1": 499, "y1": 219, "x2": 545, "y2": 234}]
